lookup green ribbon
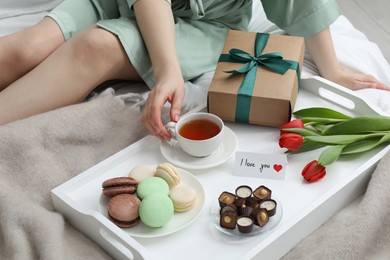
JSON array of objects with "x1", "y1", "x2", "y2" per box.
[{"x1": 218, "y1": 33, "x2": 300, "y2": 123}]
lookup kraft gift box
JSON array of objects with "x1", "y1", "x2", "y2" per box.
[{"x1": 208, "y1": 30, "x2": 305, "y2": 127}]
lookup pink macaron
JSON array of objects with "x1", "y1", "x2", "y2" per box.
[{"x1": 108, "y1": 194, "x2": 141, "y2": 228}]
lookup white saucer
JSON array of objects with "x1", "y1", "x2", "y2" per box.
[{"x1": 160, "y1": 126, "x2": 238, "y2": 170}]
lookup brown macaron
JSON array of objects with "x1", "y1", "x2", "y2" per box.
[
  {"x1": 108, "y1": 194, "x2": 141, "y2": 228},
  {"x1": 102, "y1": 177, "x2": 138, "y2": 197}
]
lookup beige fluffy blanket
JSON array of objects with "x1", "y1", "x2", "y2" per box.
[
  {"x1": 1, "y1": 88, "x2": 390, "y2": 260},
  {"x1": 0, "y1": 89, "x2": 148, "y2": 260}
]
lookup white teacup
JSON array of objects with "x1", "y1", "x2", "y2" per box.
[{"x1": 166, "y1": 112, "x2": 224, "y2": 157}]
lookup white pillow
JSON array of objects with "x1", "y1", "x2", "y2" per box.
[{"x1": 0, "y1": 0, "x2": 63, "y2": 19}]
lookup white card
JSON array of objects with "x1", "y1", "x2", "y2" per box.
[{"x1": 233, "y1": 151, "x2": 287, "y2": 180}]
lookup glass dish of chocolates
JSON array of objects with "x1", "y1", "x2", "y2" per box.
[{"x1": 209, "y1": 184, "x2": 282, "y2": 236}]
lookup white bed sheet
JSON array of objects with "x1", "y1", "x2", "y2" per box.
[
  {"x1": 248, "y1": 0, "x2": 390, "y2": 115},
  {"x1": 0, "y1": 0, "x2": 389, "y2": 115}
]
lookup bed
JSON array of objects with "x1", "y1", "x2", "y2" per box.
[{"x1": 1, "y1": 1, "x2": 390, "y2": 259}]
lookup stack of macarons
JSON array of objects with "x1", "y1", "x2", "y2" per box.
[
  {"x1": 156, "y1": 162, "x2": 198, "y2": 213},
  {"x1": 102, "y1": 176, "x2": 140, "y2": 228},
  {"x1": 137, "y1": 176, "x2": 174, "y2": 228},
  {"x1": 101, "y1": 162, "x2": 198, "y2": 229}
]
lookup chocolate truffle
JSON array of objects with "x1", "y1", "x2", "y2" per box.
[
  {"x1": 218, "y1": 191, "x2": 236, "y2": 208},
  {"x1": 235, "y1": 185, "x2": 252, "y2": 199},
  {"x1": 245, "y1": 197, "x2": 260, "y2": 209},
  {"x1": 254, "y1": 208, "x2": 269, "y2": 227},
  {"x1": 236, "y1": 216, "x2": 254, "y2": 233},
  {"x1": 253, "y1": 185, "x2": 272, "y2": 201},
  {"x1": 238, "y1": 205, "x2": 253, "y2": 216},
  {"x1": 259, "y1": 199, "x2": 277, "y2": 217},
  {"x1": 220, "y1": 211, "x2": 237, "y2": 230},
  {"x1": 233, "y1": 197, "x2": 246, "y2": 209},
  {"x1": 219, "y1": 204, "x2": 237, "y2": 215}
]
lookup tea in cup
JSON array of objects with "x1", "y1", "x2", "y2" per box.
[{"x1": 166, "y1": 112, "x2": 224, "y2": 157}]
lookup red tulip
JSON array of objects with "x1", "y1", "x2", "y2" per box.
[
  {"x1": 301, "y1": 160, "x2": 326, "y2": 182},
  {"x1": 280, "y1": 119, "x2": 304, "y2": 133},
  {"x1": 279, "y1": 133, "x2": 304, "y2": 151}
]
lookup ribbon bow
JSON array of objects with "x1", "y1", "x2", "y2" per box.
[{"x1": 218, "y1": 33, "x2": 300, "y2": 123}]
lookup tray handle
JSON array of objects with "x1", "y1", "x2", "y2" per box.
[
  {"x1": 84, "y1": 211, "x2": 154, "y2": 260},
  {"x1": 51, "y1": 192, "x2": 153, "y2": 260},
  {"x1": 301, "y1": 76, "x2": 386, "y2": 116},
  {"x1": 97, "y1": 223, "x2": 150, "y2": 260}
]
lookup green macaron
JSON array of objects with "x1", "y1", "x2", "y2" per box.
[
  {"x1": 139, "y1": 193, "x2": 174, "y2": 228},
  {"x1": 136, "y1": 176, "x2": 170, "y2": 200}
]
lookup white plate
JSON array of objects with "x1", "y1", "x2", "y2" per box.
[
  {"x1": 160, "y1": 126, "x2": 238, "y2": 170},
  {"x1": 209, "y1": 198, "x2": 283, "y2": 237},
  {"x1": 98, "y1": 168, "x2": 205, "y2": 238}
]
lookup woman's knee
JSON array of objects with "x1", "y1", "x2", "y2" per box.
[
  {"x1": 0, "y1": 18, "x2": 64, "y2": 88},
  {"x1": 1, "y1": 18, "x2": 64, "y2": 67},
  {"x1": 63, "y1": 26, "x2": 139, "y2": 81},
  {"x1": 69, "y1": 26, "x2": 124, "y2": 65}
]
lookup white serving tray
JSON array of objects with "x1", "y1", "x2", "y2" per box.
[{"x1": 51, "y1": 76, "x2": 390, "y2": 260}]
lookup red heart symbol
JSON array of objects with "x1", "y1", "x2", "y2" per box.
[{"x1": 273, "y1": 164, "x2": 283, "y2": 172}]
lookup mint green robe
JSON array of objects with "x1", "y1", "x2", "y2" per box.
[{"x1": 48, "y1": 0, "x2": 340, "y2": 88}]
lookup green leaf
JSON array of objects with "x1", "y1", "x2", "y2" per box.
[
  {"x1": 341, "y1": 132, "x2": 390, "y2": 155},
  {"x1": 286, "y1": 139, "x2": 326, "y2": 153},
  {"x1": 293, "y1": 107, "x2": 352, "y2": 120},
  {"x1": 341, "y1": 138, "x2": 382, "y2": 154},
  {"x1": 380, "y1": 131, "x2": 390, "y2": 143},
  {"x1": 309, "y1": 123, "x2": 327, "y2": 133},
  {"x1": 318, "y1": 145, "x2": 345, "y2": 166},
  {"x1": 282, "y1": 127, "x2": 321, "y2": 136},
  {"x1": 300, "y1": 117, "x2": 349, "y2": 125},
  {"x1": 323, "y1": 115, "x2": 390, "y2": 135},
  {"x1": 305, "y1": 134, "x2": 369, "y2": 145}
]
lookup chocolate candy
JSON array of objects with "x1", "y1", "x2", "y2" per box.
[
  {"x1": 235, "y1": 185, "x2": 252, "y2": 199},
  {"x1": 236, "y1": 216, "x2": 254, "y2": 233},
  {"x1": 220, "y1": 204, "x2": 237, "y2": 215},
  {"x1": 245, "y1": 197, "x2": 260, "y2": 209},
  {"x1": 216, "y1": 184, "x2": 278, "y2": 233},
  {"x1": 238, "y1": 205, "x2": 253, "y2": 216},
  {"x1": 253, "y1": 185, "x2": 271, "y2": 201},
  {"x1": 233, "y1": 197, "x2": 246, "y2": 209},
  {"x1": 220, "y1": 211, "x2": 237, "y2": 230},
  {"x1": 259, "y1": 199, "x2": 277, "y2": 217},
  {"x1": 254, "y1": 208, "x2": 269, "y2": 227},
  {"x1": 218, "y1": 191, "x2": 236, "y2": 208}
]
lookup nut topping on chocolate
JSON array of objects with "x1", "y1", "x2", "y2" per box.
[
  {"x1": 256, "y1": 208, "x2": 269, "y2": 227},
  {"x1": 220, "y1": 211, "x2": 237, "y2": 230},
  {"x1": 253, "y1": 185, "x2": 271, "y2": 201},
  {"x1": 218, "y1": 191, "x2": 236, "y2": 208}
]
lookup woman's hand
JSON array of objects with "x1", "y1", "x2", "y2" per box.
[
  {"x1": 134, "y1": 0, "x2": 185, "y2": 139},
  {"x1": 327, "y1": 71, "x2": 390, "y2": 91},
  {"x1": 305, "y1": 27, "x2": 390, "y2": 92},
  {"x1": 141, "y1": 74, "x2": 185, "y2": 141}
]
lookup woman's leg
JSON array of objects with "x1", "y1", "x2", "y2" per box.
[
  {"x1": 0, "y1": 25, "x2": 141, "y2": 125},
  {"x1": 0, "y1": 18, "x2": 65, "y2": 90}
]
